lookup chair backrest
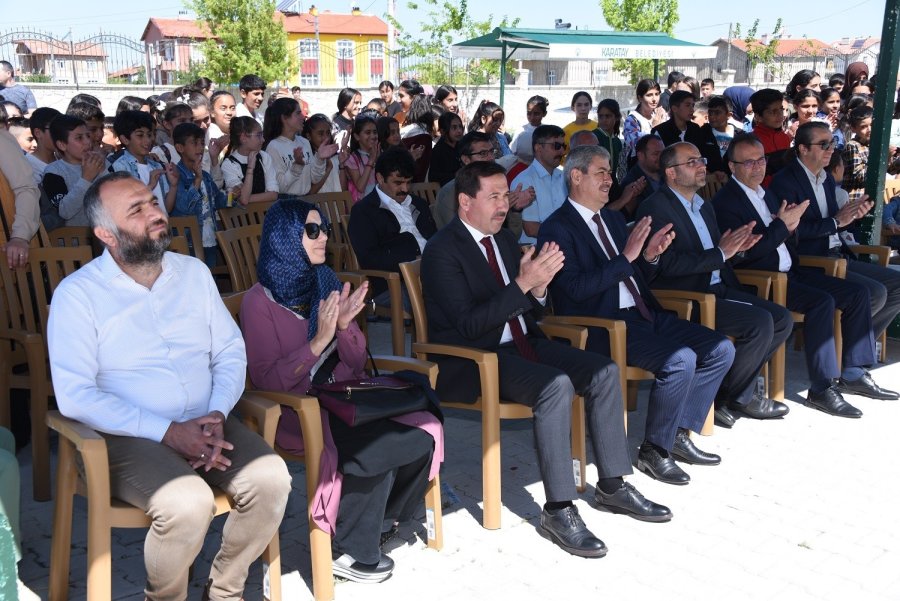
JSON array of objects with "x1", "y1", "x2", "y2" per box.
[
  {"x1": 410, "y1": 182, "x2": 440, "y2": 206},
  {"x1": 216, "y1": 224, "x2": 263, "y2": 292},
  {"x1": 221, "y1": 291, "x2": 246, "y2": 327},
  {"x1": 45, "y1": 226, "x2": 96, "y2": 252},
  {"x1": 168, "y1": 216, "x2": 206, "y2": 262},
  {"x1": 698, "y1": 176, "x2": 725, "y2": 201},
  {"x1": 305, "y1": 191, "x2": 353, "y2": 230},
  {"x1": 219, "y1": 201, "x2": 274, "y2": 230},
  {"x1": 883, "y1": 179, "x2": 900, "y2": 204},
  {"x1": 398, "y1": 259, "x2": 427, "y2": 343},
  {"x1": 167, "y1": 235, "x2": 190, "y2": 255},
  {"x1": 339, "y1": 214, "x2": 359, "y2": 271}
]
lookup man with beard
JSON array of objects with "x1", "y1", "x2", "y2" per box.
[{"x1": 47, "y1": 172, "x2": 291, "y2": 601}]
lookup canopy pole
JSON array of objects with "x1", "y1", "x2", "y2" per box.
[
  {"x1": 653, "y1": 59, "x2": 659, "y2": 81},
  {"x1": 865, "y1": 0, "x2": 900, "y2": 245},
  {"x1": 500, "y1": 41, "x2": 508, "y2": 108}
]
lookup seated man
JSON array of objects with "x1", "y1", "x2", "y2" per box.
[
  {"x1": 47, "y1": 172, "x2": 291, "y2": 601},
  {"x1": 422, "y1": 161, "x2": 671, "y2": 559},
  {"x1": 0, "y1": 126, "x2": 40, "y2": 269},
  {"x1": 348, "y1": 146, "x2": 438, "y2": 308},
  {"x1": 538, "y1": 146, "x2": 735, "y2": 485},
  {"x1": 714, "y1": 134, "x2": 895, "y2": 417},
  {"x1": 513, "y1": 124, "x2": 568, "y2": 245},
  {"x1": 769, "y1": 121, "x2": 900, "y2": 372},
  {"x1": 610, "y1": 134, "x2": 665, "y2": 220},
  {"x1": 635, "y1": 142, "x2": 792, "y2": 428}
]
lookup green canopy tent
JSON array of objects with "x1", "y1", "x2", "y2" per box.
[{"x1": 451, "y1": 27, "x2": 719, "y2": 105}]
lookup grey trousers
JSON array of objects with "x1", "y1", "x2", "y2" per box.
[{"x1": 104, "y1": 416, "x2": 291, "y2": 601}]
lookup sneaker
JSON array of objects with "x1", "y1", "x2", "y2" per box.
[{"x1": 332, "y1": 552, "x2": 395, "y2": 583}]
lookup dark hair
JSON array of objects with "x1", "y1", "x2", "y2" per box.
[
  {"x1": 438, "y1": 111, "x2": 463, "y2": 137},
  {"x1": 596, "y1": 98, "x2": 622, "y2": 136},
  {"x1": 210, "y1": 90, "x2": 235, "y2": 107},
  {"x1": 1, "y1": 101, "x2": 20, "y2": 117},
  {"x1": 456, "y1": 161, "x2": 507, "y2": 200},
  {"x1": 795, "y1": 121, "x2": 831, "y2": 147},
  {"x1": 336, "y1": 87, "x2": 361, "y2": 114},
  {"x1": 750, "y1": 88, "x2": 785, "y2": 117},
  {"x1": 531, "y1": 124, "x2": 565, "y2": 152},
  {"x1": 113, "y1": 110, "x2": 155, "y2": 139},
  {"x1": 193, "y1": 77, "x2": 214, "y2": 93},
  {"x1": 852, "y1": 79, "x2": 875, "y2": 94},
  {"x1": 67, "y1": 101, "x2": 105, "y2": 123},
  {"x1": 378, "y1": 80, "x2": 395, "y2": 92},
  {"x1": 818, "y1": 87, "x2": 841, "y2": 108},
  {"x1": 456, "y1": 130, "x2": 494, "y2": 159},
  {"x1": 374, "y1": 145, "x2": 416, "y2": 180},
  {"x1": 181, "y1": 91, "x2": 209, "y2": 110},
  {"x1": 301, "y1": 113, "x2": 333, "y2": 151},
  {"x1": 635, "y1": 133, "x2": 664, "y2": 155},
  {"x1": 827, "y1": 148, "x2": 846, "y2": 173},
  {"x1": 433, "y1": 85, "x2": 458, "y2": 106},
  {"x1": 0, "y1": 104, "x2": 7, "y2": 126},
  {"x1": 694, "y1": 100, "x2": 709, "y2": 113},
  {"x1": 829, "y1": 73, "x2": 845, "y2": 87},
  {"x1": 263, "y1": 97, "x2": 300, "y2": 147},
  {"x1": 682, "y1": 76, "x2": 701, "y2": 100},
  {"x1": 636, "y1": 78, "x2": 661, "y2": 100},
  {"x1": 848, "y1": 105, "x2": 874, "y2": 128},
  {"x1": 526, "y1": 95, "x2": 549, "y2": 113},
  {"x1": 162, "y1": 102, "x2": 193, "y2": 124},
  {"x1": 116, "y1": 96, "x2": 148, "y2": 115},
  {"x1": 725, "y1": 132, "x2": 763, "y2": 162},
  {"x1": 707, "y1": 95, "x2": 731, "y2": 113},
  {"x1": 7, "y1": 116, "x2": 29, "y2": 130},
  {"x1": 404, "y1": 95, "x2": 435, "y2": 132},
  {"x1": 226, "y1": 116, "x2": 261, "y2": 157},
  {"x1": 0, "y1": 61, "x2": 13, "y2": 76},
  {"x1": 67, "y1": 93, "x2": 101, "y2": 110},
  {"x1": 667, "y1": 71, "x2": 685, "y2": 87},
  {"x1": 173, "y1": 122, "x2": 205, "y2": 146},
  {"x1": 793, "y1": 88, "x2": 820, "y2": 108},
  {"x1": 398, "y1": 79, "x2": 424, "y2": 96},
  {"x1": 366, "y1": 97, "x2": 387, "y2": 114},
  {"x1": 29, "y1": 107, "x2": 62, "y2": 135},
  {"x1": 376, "y1": 116, "x2": 398, "y2": 151},
  {"x1": 570, "y1": 91, "x2": 592, "y2": 109},
  {"x1": 669, "y1": 90, "x2": 694, "y2": 108},
  {"x1": 786, "y1": 69, "x2": 820, "y2": 101},
  {"x1": 658, "y1": 142, "x2": 687, "y2": 175},
  {"x1": 49, "y1": 115, "x2": 86, "y2": 145},
  {"x1": 701, "y1": 78, "x2": 715, "y2": 88},
  {"x1": 347, "y1": 114, "x2": 376, "y2": 154},
  {"x1": 468, "y1": 100, "x2": 503, "y2": 133},
  {"x1": 239, "y1": 74, "x2": 267, "y2": 92}
]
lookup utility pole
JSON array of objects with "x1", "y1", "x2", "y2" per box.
[{"x1": 387, "y1": 0, "x2": 396, "y2": 82}]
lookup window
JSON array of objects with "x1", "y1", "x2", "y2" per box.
[
  {"x1": 161, "y1": 41, "x2": 174, "y2": 61},
  {"x1": 336, "y1": 39, "x2": 354, "y2": 87},
  {"x1": 298, "y1": 39, "x2": 319, "y2": 86},
  {"x1": 189, "y1": 43, "x2": 205, "y2": 64},
  {"x1": 85, "y1": 60, "x2": 97, "y2": 70},
  {"x1": 57, "y1": 60, "x2": 65, "y2": 69},
  {"x1": 547, "y1": 69, "x2": 556, "y2": 86},
  {"x1": 369, "y1": 40, "x2": 384, "y2": 86}
]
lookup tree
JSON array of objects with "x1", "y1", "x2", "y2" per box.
[
  {"x1": 733, "y1": 19, "x2": 783, "y2": 84},
  {"x1": 189, "y1": 0, "x2": 297, "y2": 85},
  {"x1": 388, "y1": 0, "x2": 519, "y2": 87},
  {"x1": 600, "y1": 0, "x2": 679, "y2": 84}
]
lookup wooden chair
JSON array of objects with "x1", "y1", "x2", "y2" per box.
[
  {"x1": 219, "y1": 201, "x2": 274, "y2": 230},
  {"x1": 306, "y1": 192, "x2": 354, "y2": 272},
  {"x1": 0, "y1": 245, "x2": 93, "y2": 501},
  {"x1": 852, "y1": 244, "x2": 893, "y2": 362},
  {"x1": 409, "y1": 182, "x2": 440, "y2": 206},
  {"x1": 244, "y1": 353, "x2": 443, "y2": 601},
  {"x1": 399, "y1": 259, "x2": 588, "y2": 530},
  {"x1": 168, "y1": 216, "x2": 230, "y2": 285},
  {"x1": 167, "y1": 235, "x2": 190, "y2": 256},
  {"x1": 729, "y1": 271, "x2": 784, "y2": 400},
  {"x1": 343, "y1": 214, "x2": 412, "y2": 357},
  {"x1": 216, "y1": 224, "x2": 263, "y2": 293},
  {"x1": 0, "y1": 168, "x2": 51, "y2": 249},
  {"x1": 46, "y1": 394, "x2": 283, "y2": 601},
  {"x1": 698, "y1": 175, "x2": 726, "y2": 202},
  {"x1": 45, "y1": 226, "x2": 96, "y2": 253}
]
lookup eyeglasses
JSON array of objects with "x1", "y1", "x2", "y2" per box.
[
  {"x1": 805, "y1": 140, "x2": 835, "y2": 151},
  {"x1": 538, "y1": 141, "x2": 568, "y2": 151},
  {"x1": 730, "y1": 156, "x2": 767, "y2": 168},
  {"x1": 670, "y1": 157, "x2": 708, "y2": 169},
  {"x1": 466, "y1": 148, "x2": 496, "y2": 159},
  {"x1": 303, "y1": 222, "x2": 332, "y2": 240}
]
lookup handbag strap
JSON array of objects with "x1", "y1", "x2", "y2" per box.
[{"x1": 310, "y1": 344, "x2": 379, "y2": 385}]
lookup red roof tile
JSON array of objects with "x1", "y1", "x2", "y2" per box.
[{"x1": 280, "y1": 11, "x2": 388, "y2": 36}]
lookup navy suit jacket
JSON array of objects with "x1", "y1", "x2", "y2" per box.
[
  {"x1": 712, "y1": 177, "x2": 799, "y2": 272},
  {"x1": 421, "y1": 217, "x2": 546, "y2": 402},
  {"x1": 767, "y1": 158, "x2": 843, "y2": 257},
  {"x1": 634, "y1": 186, "x2": 742, "y2": 292},
  {"x1": 537, "y1": 200, "x2": 665, "y2": 318}
]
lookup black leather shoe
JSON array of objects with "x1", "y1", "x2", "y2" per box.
[
  {"x1": 837, "y1": 372, "x2": 900, "y2": 400},
  {"x1": 332, "y1": 552, "x2": 395, "y2": 583},
  {"x1": 539, "y1": 505, "x2": 607, "y2": 558},
  {"x1": 636, "y1": 443, "x2": 690, "y2": 485},
  {"x1": 730, "y1": 394, "x2": 790, "y2": 419},
  {"x1": 714, "y1": 406, "x2": 735, "y2": 428},
  {"x1": 594, "y1": 482, "x2": 672, "y2": 523},
  {"x1": 670, "y1": 429, "x2": 721, "y2": 466},
  {"x1": 806, "y1": 386, "x2": 862, "y2": 418}
]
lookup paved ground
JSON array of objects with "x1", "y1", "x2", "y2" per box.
[{"x1": 15, "y1": 322, "x2": 900, "y2": 601}]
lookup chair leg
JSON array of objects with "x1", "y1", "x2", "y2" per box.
[
  {"x1": 880, "y1": 331, "x2": 888, "y2": 363},
  {"x1": 86, "y1": 484, "x2": 113, "y2": 601},
  {"x1": 835, "y1": 310, "x2": 843, "y2": 373},
  {"x1": 309, "y1": 525, "x2": 334, "y2": 601},
  {"x1": 48, "y1": 437, "x2": 76, "y2": 601},
  {"x1": 261, "y1": 531, "x2": 282, "y2": 601},
  {"x1": 699, "y1": 404, "x2": 715, "y2": 436},
  {"x1": 771, "y1": 344, "x2": 785, "y2": 401},
  {"x1": 571, "y1": 395, "x2": 586, "y2": 493},
  {"x1": 424, "y1": 475, "x2": 443, "y2": 550},
  {"x1": 481, "y1": 409, "x2": 502, "y2": 530},
  {"x1": 29, "y1": 359, "x2": 50, "y2": 501}
]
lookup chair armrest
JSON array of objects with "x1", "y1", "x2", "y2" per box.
[
  {"x1": 234, "y1": 393, "x2": 282, "y2": 447},
  {"x1": 540, "y1": 315, "x2": 627, "y2": 396},
  {"x1": 656, "y1": 297, "x2": 693, "y2": 320},
  {"x1": 799, "y1": 255, "x2": 846, "y2": 278},
  {"x1": 46, "y1": 410, "x2": 112, "y2": 500},
  {"x1": 370, "y1": 354, "x2": 439, "y2": 388},
  {"x1": 652, "y1": 289, "x2": 715, "y2": 329},
  {"x1": 47, "y1": 410, "x2": 104, "y2": 449},
  {"x1": 411, "y1": 342, "x2": 499, "y2": 409},
  {"x1": 734, "y1": 271, "x2": 773, "y2": 299},
  {"x1": 852, "y1": 244, "x2": 891, "y2": 267},
  {"x1": 537, "y1": 322, "x2": 588, "y2": 350}
]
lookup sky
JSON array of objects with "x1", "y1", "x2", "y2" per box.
[{"x1": 1, "y1": 0, "x2": 887, "y2": 47}]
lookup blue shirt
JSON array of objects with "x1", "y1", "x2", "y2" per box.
[
  {"x1": 671, "y1": 187, "x2": 722, "y2": 286},
  {"x1": 514, "y1": 160, "x2": 568, "y2": 244}
]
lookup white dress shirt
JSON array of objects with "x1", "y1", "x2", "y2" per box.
[
  {"x1": 733, "y1": 176, "x2": 793, "y2": 272},
  {"x1": 799, "y1": 160, "x2": 841, "y2": 250},
  {"x1": 376, "y1": 185, "x2": 429, "y2": 252},
  {"x1": 48, "y1": 250, "x2": 247, "y2": 442}
]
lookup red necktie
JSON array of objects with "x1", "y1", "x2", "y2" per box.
[
  {"x1": 591, "y1": 214, "x2": 654, "y2": 322},
  {"x1": 480, "y1": 236, "x2": 540, "y2": 362}
]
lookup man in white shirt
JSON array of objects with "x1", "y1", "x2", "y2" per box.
[
  {"x1": 47, "y1": 172, "x2": 290, "y2": 601},
  {"x1": 514, "y1": 124, "x2": 568, "y2": 245}
]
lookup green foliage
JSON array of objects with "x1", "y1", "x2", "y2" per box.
[
  {"x1": 19, "y1": 74, "x2": 51, "y2": 83},
  {"x1": 600, "y1": 0, "x2": 679, "y2": 84},
  {"x1": 387, "y1": 0, "x2": 519, "y2": 86},
  {"x1": 131, "y1": 66, "x2": 148, "y2": 85},
  {"x1": 189, "y1": 0, "x2": 297, "y2": 86},
  {"x1": 733, "y1": 19, "x2": 783, "y2": 84},
  {"x1": 172, "y1": 61, "x2": 206, "y2": 86}
]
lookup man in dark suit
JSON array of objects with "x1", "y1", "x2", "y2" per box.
[
  {"x1": 714, "y1": 133, "x2": 895, "y2": 417},
  {"x1": 769, "y1": 121, "x2": 900, "y2": 394},
  {"x1": 348, "y1": 146, "x2": 437, "y2": 307},
  {"x1": 537, "y1": 146, "x2": 734, "y2": 487},
  {"x1": 421, "y1": 161, "x2": 671, "y2": 559},
  {"x1": 651, "y1": 90, "x2": 726, "y2": 179},
  {"x1": 610, "y1": 134, "x2": 663, "y2": 220},
  {"x1": 635, "y1": 142, "x2": 793, "y2": 428}
]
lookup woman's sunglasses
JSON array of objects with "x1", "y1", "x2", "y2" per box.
[{"x1": 303, "y1": 222, "x2": 332, "y2": 240}]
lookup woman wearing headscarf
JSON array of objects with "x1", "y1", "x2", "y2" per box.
[
  {"x1": 723, "y1": 86, "x2": 755, "y2": 132},
  {"x1": 844, "y1": 62, "x2": 870, "y2": 99},
  {"x1": 240, "y1": 199, "x2": 443, "y2": 584}
]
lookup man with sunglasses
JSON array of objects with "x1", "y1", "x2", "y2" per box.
[
  {"x1": 714, "y1": 133, "x2": 893, "y2": 418},
  {"x1": 636, "y1": 141, "x2": 793, "y2": 429},
  {"x1": 514, "y1": 125, "x2": 568, "y2": 245},
  {"x1": 768, "y1": 121, "x2": 900, "y2": 404}
]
